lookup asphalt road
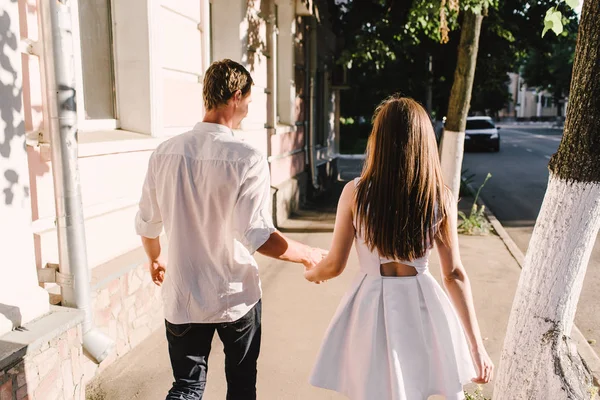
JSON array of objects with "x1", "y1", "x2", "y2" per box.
[{"x1": 462, "y1": 124, "x2": 600, "y2": 349}]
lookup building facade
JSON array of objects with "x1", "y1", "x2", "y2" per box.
[
  {"x1": 499, "y1": 72, "x2": 567, "y2": 121},
  {"x1": 0, "y1": 0, "x2": 339, "y2": 398}
]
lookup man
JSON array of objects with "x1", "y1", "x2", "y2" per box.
[{"x1": 135, "y1": 59, "x2": 326, "y2": 400}]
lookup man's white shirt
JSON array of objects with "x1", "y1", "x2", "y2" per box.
[{"x1": 135, "y1": 122, "x2": 276, "y2": 324}]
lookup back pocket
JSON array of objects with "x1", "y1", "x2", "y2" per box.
[{"x1": 165, "y1": 320, "x2": 192, "y2": 337}]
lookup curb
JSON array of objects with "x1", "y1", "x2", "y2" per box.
[{"x1": 462, "y1": 180, "x2": 600, "y2": 388}]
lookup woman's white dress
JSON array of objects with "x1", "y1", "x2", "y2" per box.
[{"x1": 309, "y1": 181, "x2": 476, "y2": 400}]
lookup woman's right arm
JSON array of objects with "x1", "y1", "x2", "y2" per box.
[
  {"x1": 304, "y1": 181, "x2": 356, "y2": 283},
  {"x1": 434, "y1": 192, "x2": 494, "y2": 384}
]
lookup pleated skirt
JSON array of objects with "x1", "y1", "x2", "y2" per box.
[{"x1": 309, "y1": 272, "x2": 476, "y2": 400}]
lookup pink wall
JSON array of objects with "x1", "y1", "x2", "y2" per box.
[
  {"x1": 27, "y1": 145, "x2": 153, "y2": 270},
  {"x1": 270, "y1": 152, "x2": 305, "y2": 187},
  {"x1": 270, "y1": 128, "x2": 306, "y2": 186},
  {"x1": 19, "y1": 0, "x2": 44, "y2": 133}
]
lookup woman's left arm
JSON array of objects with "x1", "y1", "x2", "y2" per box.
[{"x1": 305, "y1": 181, "x2": 356, "y2": 283}]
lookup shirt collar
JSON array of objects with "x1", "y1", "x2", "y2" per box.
[{"x1": 193, "y1": 122, "x2": 234, "y2": 137}]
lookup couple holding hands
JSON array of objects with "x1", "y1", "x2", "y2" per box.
[{"x1": 135, "y1": 59, "x2": 492, "y2": 400}]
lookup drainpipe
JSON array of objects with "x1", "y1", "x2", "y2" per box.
[
  {"x1": 40, "y1": 0, "x2": 114, "y2": 364},
  {"x1": 303, "y1": 20, "x2": 310, "y2": 166},
  {"x1": 265, "y1": 0, "x2": 277, "y2": 159},
  {"x1": 308, "y1": 17, "x2": 319, "y2": 189}
]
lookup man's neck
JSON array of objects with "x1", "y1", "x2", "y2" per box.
[{"x1": 203, "y1": 111, "x2": 235, "y2": 129}]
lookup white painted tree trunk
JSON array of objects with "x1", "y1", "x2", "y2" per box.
[
  {"x1": 440, "y1": 130, "x2": 465, "y2": 200},
  {"x1": 495, "y1": 173, "x2": 600, "y2": 399}
]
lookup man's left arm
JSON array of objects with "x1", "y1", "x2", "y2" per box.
[{"x1": 135, "y1": 153, "x2": 166, "y2": 285}]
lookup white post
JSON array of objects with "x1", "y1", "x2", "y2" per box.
[
  {"x1": 276, "y1": 0, "x2": 296, "y2": 125},
  {"x1": 495, "y1": 174, "x2": 600, "y2": 398},
  {"x1": 265, "y1": 0, "x2": 278, "y2": 157},
  {"x1": 440, "y1": 130, "x2": 466, "y2": 199}
]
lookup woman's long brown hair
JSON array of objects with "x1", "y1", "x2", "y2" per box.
[{"x1": 355, "y1": 96, "x2": 451, "y2": 261}]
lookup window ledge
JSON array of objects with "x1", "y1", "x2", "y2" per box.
[
  {"x1": 28, "y1": 130, "x2": 175, "y2": 161},
  {"x1": 77, "y1": 130, "x2": 172, "y2": 157}
]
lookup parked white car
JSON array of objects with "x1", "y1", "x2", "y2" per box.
[{"x1": 465, "y1": 116, "x2": 500, "y2": 152}]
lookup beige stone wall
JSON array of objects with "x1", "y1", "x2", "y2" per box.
[
  {"x1": 82, "y1": 262, "x2": 165, "y2": 383},
  {"x1": 0, "y1": 261, "x2": 163, "y2": 399},
  {"x1": 0, "y1": 325, "x2": 84, "y2": 400}
]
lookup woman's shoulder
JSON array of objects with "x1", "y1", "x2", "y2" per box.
[
  {"x1": 342, "y1": 180, "x2": 357, "y2": 199},
  {"x1": 338, "y1": 180, "x2": 359, "y2": 214}
]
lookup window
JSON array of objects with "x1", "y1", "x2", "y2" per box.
[
  {"x1": 466, "y1": 119, "x2": 495, "y2": 130},
  {"x1": 77, "y1": 0, "x2": 117, "y2": 122}
]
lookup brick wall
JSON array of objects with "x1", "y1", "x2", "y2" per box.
[
  {"x1": 0, "y1": 325, "x2": 84, "y2": 400},
  {"x1": 0, "y1": 262, "x2": 164, "y2": 400},
  {"x1": 83, "y1": 262, "x2": 164, "y2": 383}
]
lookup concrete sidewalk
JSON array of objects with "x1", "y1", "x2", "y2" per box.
[{"x1": 88, "y1": 180, "x2": 529, "y2": 400}]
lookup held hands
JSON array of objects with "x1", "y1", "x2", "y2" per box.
[
  {"x1": 302, "y1": 247, "x2": 329, "y2": 269},
  {"x1": 149, "y1": 259, "x2": 167, "y2": 286},
  {"x1": 303, "y1": 247, "x2": 329, "y2": 284},
  {"x1": 470, "y1": 345, "x2": 494, "y2": 384}
]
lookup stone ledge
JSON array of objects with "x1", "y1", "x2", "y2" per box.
[
  {"x1": 0, "y1": 306, "x2": 83, "y2": 372},
  {"x1": 0, "y1": 286, "x2": 50, "y2": 338}
]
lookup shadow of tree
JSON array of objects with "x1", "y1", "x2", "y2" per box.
[
  {"x1": 0, "y1": 1, "x2": 28, "y2": 206},
  {"x1": 245, "y1": 0, "x2": 265, "y2": 71},
  {"x1": 0, "y1": 303, "x2": 22, "y2": 330}
]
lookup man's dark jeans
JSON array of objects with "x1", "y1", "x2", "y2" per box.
[{"x1": 165, "y1": 300, "x2": 262, "y2": 400}]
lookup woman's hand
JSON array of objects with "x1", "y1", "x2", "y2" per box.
[
  {"x1": 302, "y1": 247, "x2": 329, "y2": 270},
  {"x1": 304, "y1": 266, "x2": 326, "y2": 284},
  {"x1": 470, "y1": 345, "x2": 494, "y2": 384}
]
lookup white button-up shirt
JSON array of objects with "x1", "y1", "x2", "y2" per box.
[{"x1": 135, "y1": 122, "x2": 276, "y2": 324}]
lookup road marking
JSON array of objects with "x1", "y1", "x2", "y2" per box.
[
  {"x1": 545, "y1": 155, "x2": 551, "y2": 159},
  {"x1": 512, "y1": 144, "x2": 518, "y2": 147},
  {"x1": 526, "y1": 149, "x2": 533, "y2": 152},
  {"x1": 502, "y1": 128, "x2": 562, "y2": 141}
]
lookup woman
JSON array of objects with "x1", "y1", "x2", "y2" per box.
[{"x1": 305, "y1": 96, "x2": 493, "y2": 400}]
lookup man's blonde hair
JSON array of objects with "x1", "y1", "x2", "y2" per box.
[{"x1": 203, "y1": 59, "x2": 253, "y2": 111}]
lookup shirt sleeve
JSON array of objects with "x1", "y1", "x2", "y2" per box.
[
  {"x1": 233, "y1": 156, "x2": 276, "y2": 254},
  {"x1": 135, "y1": 153, "x2": 163, "y2": 238}
]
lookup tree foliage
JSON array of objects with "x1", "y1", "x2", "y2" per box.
[
  {"x1": 520, "y1": 6, "x2": 577, "y2": 113},
  {"x1": 326, "y1": 0, "x2": 578, "y2": 150}
]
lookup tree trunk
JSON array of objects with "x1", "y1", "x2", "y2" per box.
[
  {"x1": 495, "y1": 0, "x2": 600, "y2": 397},
  {"x1": 439, "y1": 10, "x2": 484, "y2": 199}
]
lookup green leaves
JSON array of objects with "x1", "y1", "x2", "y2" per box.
[
  {"x1": 543, "y1": 8, "x2": 564, "y2": 37},
  {"x1": 542, "y1": 0, "x2": 579, "y2": 37}
]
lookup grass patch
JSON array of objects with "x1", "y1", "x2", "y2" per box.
[
  {"x1": 464, "y1": 385, "x2": 491, "y2": 400},
  {"x1": 458, "y1": 172, "x2": 493, "y2": 236}
]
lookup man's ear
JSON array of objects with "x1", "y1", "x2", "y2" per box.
[{"x1": 233, "y1": 90, "x2": 242, "y2": 103}]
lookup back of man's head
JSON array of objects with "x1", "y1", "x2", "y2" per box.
[{"x1": 203, "y1": 59, "x2": 253, "y2": 111}]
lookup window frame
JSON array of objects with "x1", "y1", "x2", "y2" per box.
[{"x1": 70, "y1": 0, "x2": 120, "y2": 133}]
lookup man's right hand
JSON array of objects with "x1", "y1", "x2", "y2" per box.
[
  {"x1": 303, "y1": 247, "x2": 329, "y2": 270},
  {"x1": 149, "y1": 259, "x2": 166, "y2": 286}
]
